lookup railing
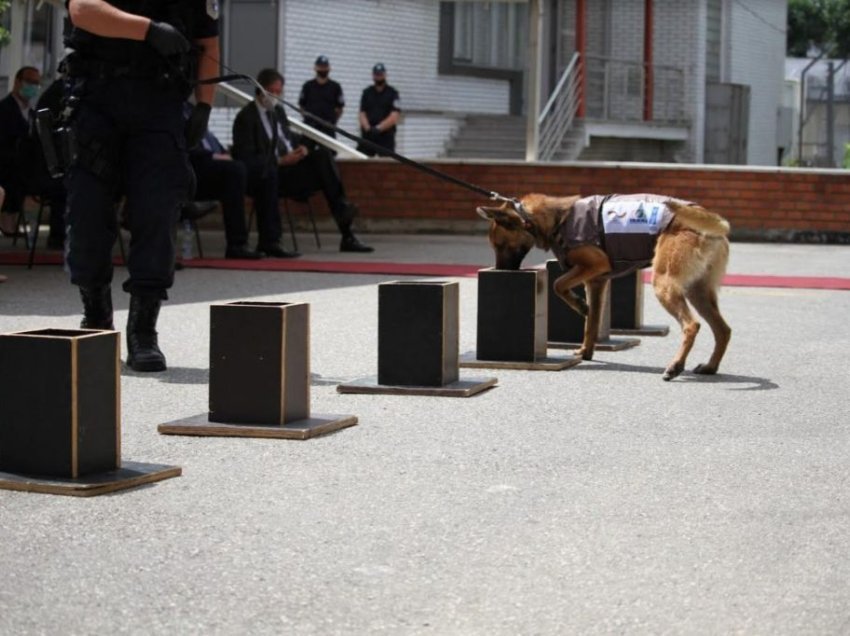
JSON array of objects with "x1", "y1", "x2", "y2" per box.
[
  {"x1": 217, "y1": 82, "x2": 367, "y2": 159},
  {"x1": 536, "y1": 52, "x2": 582, "y2": 161},
  {"x1": 584, "y1": 55, "x2": 686, "y2": 123}
]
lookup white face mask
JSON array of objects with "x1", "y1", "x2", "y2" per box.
[{"x1": 260, "y1": 94, "x2": 276, "y2": 110}]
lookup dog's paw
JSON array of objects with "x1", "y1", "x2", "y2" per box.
[
  {"x1": 693, "y1": 363, "x2": 717, "y2": 375},
  {"x1": 575, "y1": 347, "x2": 594, "y2": 361},
  {"x1": 662, "y1": 363, "x2": 684, "y2": 381}
]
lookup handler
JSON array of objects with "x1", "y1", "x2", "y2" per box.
[{"x1": 64, "y1": 0, "x2": 219, "y2": 372}]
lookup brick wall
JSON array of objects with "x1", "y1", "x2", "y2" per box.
[{"x1": 330, "y1": 159, "x2": 850, "y2": 242}]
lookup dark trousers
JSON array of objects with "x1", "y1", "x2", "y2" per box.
[
  {"x1": 278, "y1": 147, "x2": 352, "y2": 235},
  {"x1": 245, "y1": 166, "x2": 284, "y2": 248},
  {"x1": 66, "y1": 77, "x2": 191, "y2": 299},
  {"x1": 192, "y1": 156, "x2": 250, "y2": 248},
  {"x1": 357, "y1": 129, "x2": 395, "y2": 157}
]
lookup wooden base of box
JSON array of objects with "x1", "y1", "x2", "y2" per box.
[
  {"x1": 337, "y1": 376, "x2": 497, "y2": 397},
  {"x1": 549, "y1": 337, "x2": 641, "y2": 352},
  {"x1": 0, "y1": 461, "x2": 180, "y2": 497},
  {"x1": 158, "y1": 413, "x2": 358, "y2": 440},
  {"x1": 458, "y1": 351, "x2": 581, "y2": 371},
  {"x1": 610, "y1": 325, "x2": 670, "y2": 337}
]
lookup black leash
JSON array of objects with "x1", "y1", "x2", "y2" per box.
[{"x1": 196, "y1": 70, "x2": 517, "y2": 206}]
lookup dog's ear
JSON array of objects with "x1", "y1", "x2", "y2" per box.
[{"x1": 476, "y1": 205, "x2": 525, "y2": 230}]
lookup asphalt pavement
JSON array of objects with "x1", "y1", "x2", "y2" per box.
[{"x1": 1, "y1": 232, "x2": 849, "y2": 635}]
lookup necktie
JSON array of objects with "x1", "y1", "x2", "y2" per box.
[{"x1": 267, "y1": 109, "x2": 280, "y2": 155}]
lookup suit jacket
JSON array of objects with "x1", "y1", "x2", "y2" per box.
[
  {"x1": 231, "y1": 101, "x2": 301, "y2": 177},
  {"x1": 0, "y1": 93, "x2": 30, "y2": 174}
]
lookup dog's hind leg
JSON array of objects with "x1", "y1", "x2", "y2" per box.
[
  {"x1": 685, "y1": 280, "x2": 731, "y2": 375},
  {"x1": 653, "y1": 275, "x2": 700, "y2": 381},
  {"x1": 577, "y1": 278, "x2": 609, "y2": 360}
]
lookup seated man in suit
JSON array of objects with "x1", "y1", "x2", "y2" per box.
[
  {"x1": 232, "y1": 68, "x2": 373, "y2": 254},
  {"x1": 0, "y1": 67, "x2": 67, "y2": 248},
  {"x1": 186, "y1": 108, "x2": 264, "y2": 259}
]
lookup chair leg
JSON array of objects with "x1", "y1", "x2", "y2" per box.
[
  {"x1": 282, "y1": 199, "x2": 299, "y2": 253},
  {"x1": 193, "y1": 219, "x2": 204, "y2": 259},
  {"x1": 117, "y1": 228, "x2": 127, "y2": 263},
  {"x1": 27, "y1": 200, "x2": 46, "y2": 269},
  {"x1": 305, "y1": 200, "x2": 321, "y2": 250},
  {"x1": 12, "y1": 209, "x2": 28, "y2": 248}
]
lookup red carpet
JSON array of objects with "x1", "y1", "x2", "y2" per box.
[{"x1": 2, "y1": 251, "x2": 849, "y2": 290}]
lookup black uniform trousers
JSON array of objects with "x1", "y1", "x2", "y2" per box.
[
  {"x1": 191, "y1": 155, "x2": 250, "y2": 248},
  {"x1": 66, "y1": 77, "x2": 192, "y2": 299}
]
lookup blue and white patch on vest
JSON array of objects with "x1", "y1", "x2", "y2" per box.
[
  {"x1": 207, "y1": 0, "x2": 220, "y2": 19},
  {"x1": 601, "y1": 199, "x2": 672, "y2": 236}
]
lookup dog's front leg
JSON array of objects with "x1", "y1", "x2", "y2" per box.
[{"x1": 552, "y1": 248, "x2": 611, "y2": 360}]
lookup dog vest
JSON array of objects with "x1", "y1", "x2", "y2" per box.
[{"x1": 552, "y1": 193, "x2": 685, "y2": 278}]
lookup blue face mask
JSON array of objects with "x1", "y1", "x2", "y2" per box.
[{"x1": 20, "y1": 82, "x2": 40, "y2": 101}]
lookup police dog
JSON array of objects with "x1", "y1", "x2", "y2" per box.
[{"x1": 477, "y1": 194, "x2": 731, "y2": 380}]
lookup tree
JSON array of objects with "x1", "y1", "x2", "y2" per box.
[
  {"x1": 788, "y1": 0, "x2": 850, "y2": 57},
  {"x1": 0, "y1": 0, "x2": 11, "y2": 48}
]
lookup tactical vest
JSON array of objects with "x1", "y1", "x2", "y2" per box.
[{"x1": 552, "y1": 194, "x2": 684, "y2": 278}]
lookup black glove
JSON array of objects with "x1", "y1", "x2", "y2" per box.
[
  {"x1": 145, "y1": 21, "x2": 190, "y2": 57},
  {"x1": 185, "y1": 102, "x2": 211, "y2": 149}
]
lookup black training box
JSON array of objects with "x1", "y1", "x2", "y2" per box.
[
  {"x1": 378, "y1": 281, "x2": 459, "y2": 387},
  {"x1": 0, "y1": 329, "x2": 120, "y2": 478},
  {"x1": 209, "y1": 301, "x2": 310, "y2": 425},
  {"x1": 476, "y1": 268, "x2": 547, "y2": 362},
  {"x1": 610, "y1": 270, "x2": 643, "y2": 330},
  {"x1": 546, "y1": 259, "x2": 612, "y2": 344}
]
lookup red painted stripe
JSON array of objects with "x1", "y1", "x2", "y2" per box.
[{"x1": 3, "y1": 251, "x2": 848, "y2": 290}]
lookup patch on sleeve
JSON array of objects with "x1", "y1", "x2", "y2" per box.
[
  {"x1": 601, "y1": 199, "x2": 671, "y2": 236},
  {"x1": 207, "y1": 0, "x2": 220, "y2": 19}
]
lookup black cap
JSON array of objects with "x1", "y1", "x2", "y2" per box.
[
  {"x1": 315, "y1": 55, "x2": 330, "y2": 66},
  {"x1": 372, "y1": 63, "x2": 386, "y2": 74}
]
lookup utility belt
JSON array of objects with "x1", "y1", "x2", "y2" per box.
[{"x1": 64, "y1": 50, "x2": 195, "y2": 96}]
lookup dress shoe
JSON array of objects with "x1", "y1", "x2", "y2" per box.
[
  {"x1": 340, "y1": 235, "x2": 374, "y2": 253},
  {"x1": 225, "y1": 245, "x2": 264, "y2": 260},
  {"x1": 258, "y1": 243, "x2": 300, "y2": 258}
]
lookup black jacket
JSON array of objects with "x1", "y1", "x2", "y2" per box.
[{"x1": 232, "y1": 101, "x2": 301, "y2": 177}]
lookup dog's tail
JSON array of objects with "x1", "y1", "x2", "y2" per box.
[{"x1": 666, "y1": 200, "x2": 731, "y2": 237}]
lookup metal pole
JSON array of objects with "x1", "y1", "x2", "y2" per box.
[
  {"x1": 827, "y1": 61, "x2": 835, "y2": 166},
  {"x1": 798, "y1": 53, "x2": 824, "y2": 165},
  {"x1": 526, "y1": 0, "x2": 543, "y2": 161}
]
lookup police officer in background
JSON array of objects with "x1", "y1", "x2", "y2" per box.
[
  {"x1": 358, "y1": 63, "x2": 400, "y2": 156},
  {"x1": 298, "y1": 55, "x2": 344, "y2": 141},
  {"x1": 64, "y1": 0, "x2": 220, "y2": 372}
]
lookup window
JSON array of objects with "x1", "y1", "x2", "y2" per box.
[{"x1": 444, "y1": 1, "x2": 528, "y2": 71}]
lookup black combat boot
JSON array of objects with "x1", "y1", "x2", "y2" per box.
[
  {"x1": 79, "y1": 286, "x2": 114, "y2": 329},
  {"x1": 126, "y1": 294, "x2": 166, "y2": 372}
]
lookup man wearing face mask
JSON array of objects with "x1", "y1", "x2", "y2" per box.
[
  {"x1": 0, "y1": 66, "x2": 52, "y2": 238},
  {"x1": 298, "y1": 55, "x2": 344, "y2": 141},
  {"x1": 358, "y1": 63, "x2": 401, "y2": 157},
  {"x1": 233, "y1": 68, "x2": 373, "y2": 254}
]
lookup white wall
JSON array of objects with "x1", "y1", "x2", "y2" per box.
[
  {"x1": 280, "y1": 0, "x2": 510, "y2": 155},
  {"x1": 726, "y1": 0, "x2": 787, "y2": 165}
]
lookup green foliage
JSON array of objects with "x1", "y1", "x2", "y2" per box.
[
  {"x1": 788, "y1": 0, "x2": 850, "y2": 57},
  {"x1": 0, "y1": 0, "x2": 10, "y2": 48}
]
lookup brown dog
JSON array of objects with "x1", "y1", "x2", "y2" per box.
[{"x1": 477, "y1": 193, "x2": 732, "y2": 380}]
